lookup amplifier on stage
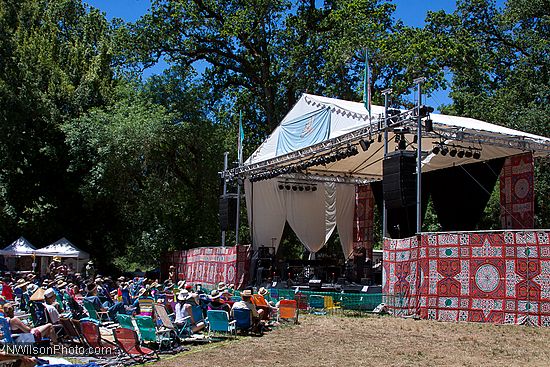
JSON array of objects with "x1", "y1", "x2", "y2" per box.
[{"x1": 308, "y1": 279, "x2": 322, "y2": 291}]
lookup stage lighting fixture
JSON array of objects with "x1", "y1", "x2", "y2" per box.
[
  {"x1": 278, "y1": 184, "x2": 284, "y2": 190},
  {"x1": 440, "y1": 146, "x2": 449, "y2": 156},
  {"x1": 359, "y1": 139, "x2": 371, "y2": 151},
  {"x1": 299, "y1": 186, "x2": 304, "y2": 191},
  {"x1": 473, "y1": 151, "x2": 481, "y2": 159},
  {"x1": 425, "y1": 119, "x2": 433, "y2": 132},
  {"x1": 413, "y1": 134, "x2": 418, "y2": 144},
  {"x1": 457, "y1": 150, "x2": 465, "y2": 158},
  {"x1": 305, "y1": 186, "x2": 311, "y2": 191},
  {"x1": 416, "y1": 105, "x2": 435, "y2": 118},
  {"x1": 312, "y1": 186, "x2": 317, "y2": 192},
  {"x1": 378, "y1": 134, "x2": 382, "y2": 142},
  {"x1": 432, "y1": 145, "x2": 440, "y2": 155},
  {"x1": 450, "y1": 148, "x2": 457, "y2": 157},
  {"x1": 285, "y1": 184, "x2": 291, "y2": 190},
  {"x1": 465, "y1": 150, "x2": 473, "y2": 158},
  {"x1": 292, "y1": 185, "x2": 298, "y2": 191}
]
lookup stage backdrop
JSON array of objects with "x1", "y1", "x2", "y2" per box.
[
  {"x1": 165, "y1": 245, "x2": 251, "y2": 290},
  {"x1": 500, "y1": 152, "x2": 535, "y2": 229},
  {"x1": 383, "y1": 231, "x2": 550, "y2": 326}
]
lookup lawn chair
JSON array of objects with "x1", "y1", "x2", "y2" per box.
[
  {"x1": 278, "y1": 300, "x2": 298, "y2": 324},
  {"x1": 205, "y1": 310, "x2": 236, "y2": 339},
  {"x1": 252, "y1": 295, "x2": 271, "y2": 320},
  {"x1": 308, "y1": 295, "x2": 326, "y2": 315},
  {"x1": 59, "y1": 317, "x2": 84, "y2": 345},
  {"x1": 82, "y1": 301, "x2": 113, "y2": 325},
  {"x1": 232, "y1": 308, "x2": 262, "y2": 336},
  {"x1": 116, "y1": 314, "x2": 135, "y2": 331},
  {"x1": 79, "y1": 320, "x2": 119, "y2": 357},
  {"x1": 323, "y1": 296, "x2": 341, "y2": 314},
  {"x1": 28, "y1": 301, "x2": 48, "y2": 327},
  {"x1": 138, "y1": 298, "x2": 154, "y2": 317},
  {"x1": 153, "y1": 304, "x2": 190, "y2": 339},
  {"x1": 113, "y1": 327, "x2": 158, "y2": 363},
  {"x1": 134, "y1": 316, "x2": 172, "y2": 350}
]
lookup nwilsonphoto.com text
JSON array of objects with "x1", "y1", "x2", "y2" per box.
[{"x1": 1, "y1": 344, "x2": 112, "y2": 356}]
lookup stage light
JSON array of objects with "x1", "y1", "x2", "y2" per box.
[
  {"x1": 440, "y1": 146, "x2": 449, "y2": 156},
  {"x1": 413, "y1": 135, "x2": 418, "y2": 144},
  {"x1": 378, "y1": 134, "x2": 382, "y2": 142},
  {"x1": 278, "y1": 184, "x2": 284, "y2": 190},
  {"x1": 465, "y1": 150, "x2": 473, "y2": 158},
  {"x1": 425, "y1": 119, "x2": 433, "y2": 132},
  {"x1": 432, "y1": 145, "x2": 440, "y2": 155},
  {"x1": 312, "y1": 186, "x2": 317, "y2": 192},
  {"x1": 416, "y1": 105, "x2": 435, "y2": 118},
  {"x1": 359, "y1": 139, "x2": 371, "y2": 151},
  {"x1": 292, "y1": 185, "x2": 298, "y2": 191},
  {"x1": 457, "y1": 150, "x2": 465, "y2": 158},
  {"x1": 473, "y1": 151, "x2": 481, "y2": 159},
  {"x1": 305, "y1": 186, "x2": 311, "y2": 191},
  {"x1": 450, "y1": 148, "x2": 457, "y2": 157},
  {"x1": 285, "y1": 184, "x2": 291, "y2": 190},
  {"x1": 298, "y1": 186, "x2": 304, "y2": 191},
  {"x1": 398, "y1": 139, "x2": 407, "y2": 151}
]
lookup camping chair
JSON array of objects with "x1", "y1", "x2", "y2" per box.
[
  {"x1": 232, "y1": 308, "x2": 262, "y2": 336},
  {"x1": 278, "y1": 300, "x2": 298, "y2": 324},
  {"x1": 308, "y1": 295, "x2": 326, "y2": 315},
  {"x1": 230, "y1": 296, "x2": 242, "y2": 302},
  {"x1": 0, "y1": 317, "x2": 49, "y2": 346},
  {"x1": 137, "y1": 298, "x2": 155, "y2": 317},
  {"x1": 205, "y1": 310, "x2": 236, "y2": 339},
  {"x1": 113, "y1": 327, "x2": 158, "y2": 363},
  {"x1": 153, "y1": 304, "x2": 191, "y2": 339},
  {"x1": 252, "y1": 295, "x2": 271, "y2": 320},
  {"x1": 323, "y1": 295, "x2": 341, "y2": 314},
  {"x1": 59, "y1": 317, "x2": 84, "y2": 345},
  {"x1": 116, "y1": 314, "x2": 135, "y2": 331},
  {"x1": 134, "y1": 316, "x2": 172, "y2": 350},
  {"x1": 28, "y1": 301, "x2": 48, "y2": 327},
  {"x1": 79, "y1": 320, "x2": 119, "y2": 357},
  {"x1": 82, "y1": 301, "x2": 115, "y2": 327}
]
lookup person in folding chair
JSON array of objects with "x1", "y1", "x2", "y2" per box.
[
  {"x1": 230, "y1": 289, "x2": 264, "y2": 331},
  {"x1": 174, "y1": 290, "x2": 205, "y2": 334},
  {"x1": 3, "y1": 302, "x2": 57, "y2": 343}
]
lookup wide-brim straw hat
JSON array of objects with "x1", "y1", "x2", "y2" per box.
[
  {"x1": 258, "y1": 287, "x2": 268, "y2": 296},
  {"x1": 241, "y1": 289, "x2": 253, "y2": 297},
  {"x1": 177, "y1": 290, "x2": 189, "y2": 301},
  {"x1": 30, "y1": 287, "x2": 45, "y2": 302},
  {"x1": 210, "y1": 290, "x2": 221, "y2": 300},
  {"x1": 217, "y1": 282, "x2": 227, "y2": 291},
  {"x1": 15, "y1": 279, "x2": 29, "y2": 289}
]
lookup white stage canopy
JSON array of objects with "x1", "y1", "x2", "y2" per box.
[
  {"x1": 231, "y1": 94, "x2": 550, "y2": 256},
  {"x1": 0, "y1": 237, "x2": 36, "y2": 256},
  {"x1": 35, "y1": 237, "x2": 89, "y2": 259}
]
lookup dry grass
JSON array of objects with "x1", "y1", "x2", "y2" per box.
[{"x1": 154, "y1": 314, "x2": 550, "y2": 367}]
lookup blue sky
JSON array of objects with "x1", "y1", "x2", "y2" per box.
[{"x1": 85, "y1": 0, "x2": 505, "y2": 108}]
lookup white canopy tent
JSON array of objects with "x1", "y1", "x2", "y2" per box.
[
  {"x1": 0, "y1": 237, "x2": 36, "y2": 256},
  {"x1": 228, "y1": 94, "x2": 550, "y2": 258},
  {"x1": 35, "y1": 237, "x2": 89, "y2": 275},
  {"x1": 35, "y1": 237, "x2": 89, "y2": 259}
]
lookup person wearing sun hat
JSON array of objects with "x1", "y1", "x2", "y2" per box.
[
  {"x1": 174, "y1": 290, "x2": 205, "y2": 333},
  {"x1": 231, "y1": 289, "x2": 265, "y2": 331},
  {"x1": 207, "y1": 289, "x2": 230, "y2": 313}
]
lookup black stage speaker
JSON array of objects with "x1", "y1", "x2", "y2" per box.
[
  {"x1": 383, "y1": 150, "x2": 417, "y2": 209},
  {"x1": 219, "y1": 195, "x2": 237, "y2": 231}
]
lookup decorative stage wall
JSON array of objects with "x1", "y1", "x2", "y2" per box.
[
  {"x1": 165, "y1": 245, "x2": 251, "y2": 289},
  {"x1": 500, "y1": 153, "x2": 535, "y2": 229},
  {"x1": 383, "y1": 231, "x2": 550, "y2": 326}
]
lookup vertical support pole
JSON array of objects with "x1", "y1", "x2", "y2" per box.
[
  {"x1": 381, "y1": 88, "x2": 392, "y2": 239},
  {"x1": 222, "y1": 152, "x2": 228, "y2": 247},
  {"x1": 413, "y1": 77, "x2": 426, "y2": 234},
  {"x1": 236, "y1": 181, "x2": 241, "y2": 246}
]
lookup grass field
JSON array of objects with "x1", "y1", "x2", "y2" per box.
[{"x1": 153, "y1": 314, "x2": 550, "y2": 367}]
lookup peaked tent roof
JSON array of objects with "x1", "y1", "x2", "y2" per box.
[
  {"x1": 231, "y1": 94, "x2": 550, "y2": 181},
  {"x1": 0, "y1": 237, "x2": 36, "y2": 256},
  {"x1": 35, "y1": 237, "x2": 89, "y2": 259}
]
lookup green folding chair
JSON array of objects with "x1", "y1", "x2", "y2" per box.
[
  {"x1": 83, "y1": 300, "x2": 114, "y2": 327},
  {"x1": 135, "y1": 315, "x2": 172, "y2": 350},
  {"x1": 117, "y1": 314, "x2": 135, "y2": 330}
]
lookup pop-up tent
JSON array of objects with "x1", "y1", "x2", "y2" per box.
[
  {"x1": 0, "y1": 237, "x2": 36, "y2": 256},
  {"x1": 225, "y1": 94, "x2": 550, "y2": 256},
  {"x1": 35, "y1": 238, "x2": 89, "y2": 275},
  {"x1": 35, "y1": 237, "x2": 89, "y2": 259}
]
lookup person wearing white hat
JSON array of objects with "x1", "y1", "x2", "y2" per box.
[
  {"x1": 44, "y1": 288, "x2": 61, "y2": 325},
  {"x1": 174, "y1": 290, "x2": 204, "y2": 333}
]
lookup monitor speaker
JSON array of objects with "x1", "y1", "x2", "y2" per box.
[
  {"x1": 383, "y1": 151, "x2": 417, "y2": 209},
  {"x1": 219, "y1": 195, "x2": 237, "y2": 231}
]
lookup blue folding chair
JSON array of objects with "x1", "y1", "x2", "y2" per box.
[
  {"x1": 205, "y1": 310, "x2": 236, "y2": 339},
  {"x1": 232, "y1": 308, "x2": 262, "y2": 335}
]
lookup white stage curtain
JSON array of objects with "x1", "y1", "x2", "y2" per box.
[
  {"x1": 336, "y1": 184, "x2": 356, "y2": 259},
  {"x1": 325, "y1": 182, "x2": 337, "y2": 244},
  {"x1": 244, "y1": 179, "x2": 286, "y2": 251},
  {"x1": 286, "y1": 182, "x2": 329, "y2": 253}
]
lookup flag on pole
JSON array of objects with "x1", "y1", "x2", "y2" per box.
[
  {"x1": 363, "y1": 48, "x2": 372, "y2": 120},
  {"x1": 237, "y1": 110, "x2": 244, "y2": 165}
]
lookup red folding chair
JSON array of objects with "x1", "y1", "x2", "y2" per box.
[
  {"x1": 80, "y1": 321, "x2": 119, "y2": 357},
  {"x1": 113, "y1": 327, "x2": 158, "y2": 362}
]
